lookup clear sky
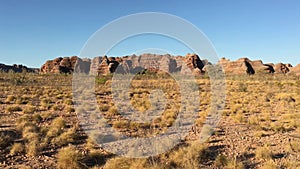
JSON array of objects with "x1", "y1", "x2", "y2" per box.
[{"x1": 0, "y1": 0, "x2": 300, "y2": 67}]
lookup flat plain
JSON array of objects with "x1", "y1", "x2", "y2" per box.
[{"x1": 0, "y1": 71, "x2": 299, "y2": 168}]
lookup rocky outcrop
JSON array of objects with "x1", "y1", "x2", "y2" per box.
[
  {"x1": 218, "y1": 57, "x2": 297, "y2": 75},
  {"x1": 41, "y1": 53, "x2": 207, "y2": 75},
  {"x1": 159, "y1": 55, "x2": 177, "y2": 73},
  {"x1": 40, "y1": 54, "x2": 299, "y2": 76},
  {"x1": 288, "y1": 64, "x2": 300, "y2": 76},
  {"x1": 274, "y1": 63, "x2": 290, "y2": 74},
  {"x1": 74, "y1": 58, "x2": 91, "y2": 74},
  {"x1": 0, "y1": 63, "x2": 37, "y2": 73},
  {"x1": 250, "y1": 60, "x2": 274, "y2": 74},
  {"x1": 40, "y1": 56, "x2": 88, "y2": 74},
  {"x1": 181, "y1": 53, "x2": 205, "y2": 75},
  {"x1": 218, "y1": 58, "x2": 255, "y2": 75}
]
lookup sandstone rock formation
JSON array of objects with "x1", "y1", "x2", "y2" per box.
[
  {"x1": 41, "y1": 56, "x2": 89, "y2": 74},
  {"x1": 274, "y1": 63, "x2": 290, "y2": 74},
  {"x1": 74, "y1": 58, "x2": 91, "y2": 74},
  {"x1": 249, "y1": 60, "x2": 274, "y2": 74},
  {"x1": 288, "y1": 64, "x2": 300, "y2": 76},
  {"x1": 218, "y1": 58, "x2": 255, "y2": 75},
  {"x1": 40, "y1": 53, "x2": 207, "y2": 75},
  {"x1": 0, "y1": 63, "x2": 37, "y2": 73},
  {"x1": 218, "y1": 57, "x2": 296, "y2": 75},
  {"x1": 181, "y1": 53, "x2": 205, "y2": 75},
  {"x1": 40, "y1": 54, "x2": 299, "y2": 76}
]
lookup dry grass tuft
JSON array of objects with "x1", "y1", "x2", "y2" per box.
[{"x1": 57, "y1": 145, "x2": 83, "y2": 169}]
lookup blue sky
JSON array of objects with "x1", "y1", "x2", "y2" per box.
[{"x1": 0, "y1": 0, "x2": 300, "y2": 67}]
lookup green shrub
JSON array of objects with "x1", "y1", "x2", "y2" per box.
[{"x1": 96, "y1": 77, "x2": 108, "y2": 84}]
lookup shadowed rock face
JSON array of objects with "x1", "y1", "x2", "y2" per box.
[
  {"x1": 250, "y1": 60, "x2": 275, "y2": 74},
  {"x1": 218, "y1": 58, "x2": 255, "y2": 75},
  {"x1": 0, "y1": 63, "x2": 37, "y2": 73},
  {"x1": 40, "y1": 54, "x2": 299, "y2": 76},
  {"x1": 274, "y1": 63, "x2": 290, "y2": 74}
]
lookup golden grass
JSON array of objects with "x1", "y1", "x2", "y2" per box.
[
  {"x1": 0, "y1": 72, "x2": 299, "y2": 168},
  {"x1": 57, "y1": 145, "x2": 83, "y2": 169}
]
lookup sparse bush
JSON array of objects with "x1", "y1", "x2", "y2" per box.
[
  {"x1": 255, "y1": 145, "x2": 272, "y2": 160},
  {"x1": 99, "y1": 104, "x2": 109, "y2": 112},
  {"x1": 289, "y1": 140, "x2": 300, "y2": 152},
  {"x1": 96, "y1": 76, "x2": 108, "y2": 84},
  {"x1": 5, "y1": 95, "x2": 16, "y2": 103},
  {"x1": 0, "y1": 133, "x2": 13, "y2": 148},
  {"x1": 22, "y1": 105, "x2": 36, "y2": 114},
  {"x1": 104, "y1": 157, "x2": 132, "y2": 169},
  {"x1": 270, "y1": 122, "x2": 285, "y2": 132},
  {"x1": 238, "y1": 82, "x2": 247, "y2": 92},
  {"x1": 65, "y1": 106, "x2": 75, "y2": 113},
  {"x1": 40, "y1": 111, "x2": 55, "y2": 120},
  {"x1": 86, "y1": 150, "x2": 106, "y2": 167},
  {"x1": 25, "y1": 135, "x2": 40, "y2": 157},
  {"x1": 57, "y1": 145, "x2": 83, "y2": 169},
  {"x1": 10, "y1": 143, "x2": 25, "y2": 155},
  {"x1": 260, "y1": 160, "x2": 278, "y2": 169},
  {"x1": 64, "y1": 99, "x2": 73, "y2": 105},
  {"x1": 169, "y1": 142, "x2": 208, "y2": 168},
  {"x1": 46, "y1": 117, "x2": 66, "y2": 138},
  {"x1": 248, "y1": 114, "x2": 260, "y2": 125},
  {"x1": 112, "y1": 120, "x2": 129, "y2": 129},
  {"x1": 104, "y1": 157, "x2": 148, "y2": 169},
  {"x1": 51, "y1": 127, "x2": 76, "y2": 147},
  {"x1": 5, "y1": 105, "x2": 22, "y2": 112},
  {"x1": 15, "y1": 97, "x2": 28, "y2": 104},
  {"x1": 107, "y1": 106, "x2": 119, "y2": 116},
  {"x1": 232, "y1": 111, "x2": 245, "y2": 123},
  {"x1": 283, "y1": 157, "x2": 300, "y2": 168},
  {"x1": 226, "y1": 157, "x2": 245, "y2": 169},
  {"x1": 215, "y1": 154, "x2": 228, "y2": 167},
  {"x1": 254, "y1": 131, "x2": 267, "y2": 138},
  {"x1": 40, "y1": 98, "x2": 52, "y2": 110},
  {"x1": 52, "y1": 105, "x2": 60, "y2": 111}
]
